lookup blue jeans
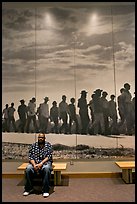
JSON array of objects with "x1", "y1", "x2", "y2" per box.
[{"x1": 24, "y1": 162, "x2": 52, "y2": 193}]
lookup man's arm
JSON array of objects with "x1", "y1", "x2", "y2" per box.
[
  {"x1": 29, "y1": 159, "x2": 39, "y2": 171},
  {"x1": 40, "y1": 156, "x2": 49, "y2": 165},
  {"x1": 28, "y1": 144, "x2": 39, "y2": 171},
  {"x1": 38, "y1": 142, "x2": 53, "y2": 168},
  {"x1": 36, "y1": 156, "x2": 49, "y2": 169},
  {"x1": 29, "y1": 159, "x2": 36, "y2": 167}
]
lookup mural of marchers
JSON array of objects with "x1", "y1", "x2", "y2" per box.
[{"x1": 2, "y1": 2, "x2": 135, "y2": 159}]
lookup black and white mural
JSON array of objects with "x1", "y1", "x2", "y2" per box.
[{"x1": 2, "y1": 3, "x2": 135, "y2": 160}]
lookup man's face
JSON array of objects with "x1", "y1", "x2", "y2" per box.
[
  {"x1": 38, "y1": 134, "x2": 45, "y2": 144},
  {"x1": 62, "y1": 96, "x2": 66, "y2": 101}
]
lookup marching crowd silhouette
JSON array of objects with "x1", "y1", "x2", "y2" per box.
[{"x1": 2, "y1": 83, "x2": 135, "y2": 136}]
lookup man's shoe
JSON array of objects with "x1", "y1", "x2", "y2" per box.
[
  {"x1": 23, "y1": 189, "x2": 33, "y2": 196},
  {"x1": 23, "y1": 192, "x2": 29, "y2": 196},
  {"x1": 43, "y1": 193, "x2": 49, "y2": 197}
]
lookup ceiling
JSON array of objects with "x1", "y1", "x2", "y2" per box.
[{"x1": 2, "y1": 2, "x2": 135, "y2": 9}]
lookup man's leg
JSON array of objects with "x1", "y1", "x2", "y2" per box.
[
  {"x1": 24, "y1": 164, "x2": 35, "y2": 193},
  {"x1": 41, "y1": 163, "x2": 52, "y2": 195},
  {"x1": 25, "y1": 116, "x2": 31, "y2": 133}
]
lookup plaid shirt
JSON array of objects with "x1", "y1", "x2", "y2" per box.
[{"x1": 28, "y1": 141, "x2": 53, "y2": 164}]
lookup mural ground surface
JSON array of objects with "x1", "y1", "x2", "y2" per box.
[{"x1": 2, "y1": 133, "x2": 135, "y2": 160}]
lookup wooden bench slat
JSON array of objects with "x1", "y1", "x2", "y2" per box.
[
  {"x1": 115, "y1": 161, "x2": 135, "y2": 169},
  {"x1": 17, "y1": 163, "x2": 28, "y2": 170},
  {"x1": 52, "y1": 163, "x2": 67, "y2": 171},
  {"x1": 17, "y1": 162, "x2": 67, "y2": 171}
]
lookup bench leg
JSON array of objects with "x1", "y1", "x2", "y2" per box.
[
  {"x1": 54, "y1": 171, "x2": 61, "y2": 185},
  {"x1": 122, "y1": 169, "x2": 132, "y2": 184}
]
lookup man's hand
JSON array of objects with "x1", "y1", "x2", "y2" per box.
[
  {"x1": 33, "y1": 164, "x2": 39, "y2": 171},
  {"x1": 34, "y1": 163, "x2": 43, "y2": 171}
]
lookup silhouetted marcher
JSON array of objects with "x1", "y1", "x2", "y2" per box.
[
  {"x1": 59, "y1": 95, "x2": 69, "y2": 134},
  {"x1": 131, "y1": 92, "x2": 135, "y2": 134},
  {"x1": 26, "y1": 97, "x2": 38, "y2": 133},
  {"x1": 68, "y1": 98, "x2": 79, "y2": 134},
  {"x1": 2, "y1": 104, "x2": 9, "y2": 132},
  {"x1": 17, "y1": 99, "x2": 28, "y2": 133},
  {"x1": 36, "y1": 104, "x2": 42, "y2": 131},
  {"x1": 38, "y1": 97, "x2": 50, "y2": 134},
  {"x1": 117, "y1": 88, "x2": 126, "y2": 127},
  {"x1": 88, "y1": 93, "x2": 95, "y2": 123},
  {"x1": 77, "y1": 90, "x2": 89, "y2": 135},
  {"x1": 8, "y1": 102, "x2": 17, "y2": 132},
  {"x1": 50, "y1": 101, "x2": 59, "y2": 134},
  {"x1": 100, "y1": 91, "x2": 109, "y2": 135},
  {"x1": 122, "y1": 83, "x2": 133, "y2": 135},
  {"x1": 108, "y1": 95, "x2": 118, "y2": 135},
  {"x1": 89, "y1": 89, "x2": 105, "y2": 135}
]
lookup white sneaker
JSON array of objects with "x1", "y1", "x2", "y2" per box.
[
  {"x1": 23, "y1": 189, "x2": 33, "y2": 196},
  {"x1": 43, "y1": 193, "x2": 49, "y2": 197},
  {"x1": 23, "y1": 192, "x2": 29, "y2": 196}
]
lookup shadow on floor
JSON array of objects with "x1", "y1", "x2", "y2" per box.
[{"x1": 17, "y1": 174, "x2": 69, "y2": 187}]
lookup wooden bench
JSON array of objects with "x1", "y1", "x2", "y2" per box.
[
  {"x1": 17, "y1": 162, "x2": 67, "y2": 185},
  {"x1": 115, "y1": 161, "x2": 135, "y2": 184}
]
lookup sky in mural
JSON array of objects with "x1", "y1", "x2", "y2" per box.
[{"x1": 2, "y1": 3, "x2": 135, "y2": 119}]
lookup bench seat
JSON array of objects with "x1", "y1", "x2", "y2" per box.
[
  {"x1": 115, "y1": 161, "x2": 135, "y2": 184},
  {"x1": 17, "y1": 162, "x2": 67, "y2": 185}
]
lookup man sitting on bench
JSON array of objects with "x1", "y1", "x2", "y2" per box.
[{"x1": 23, "y1": 133, "x2": 53, "y2": 198}]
